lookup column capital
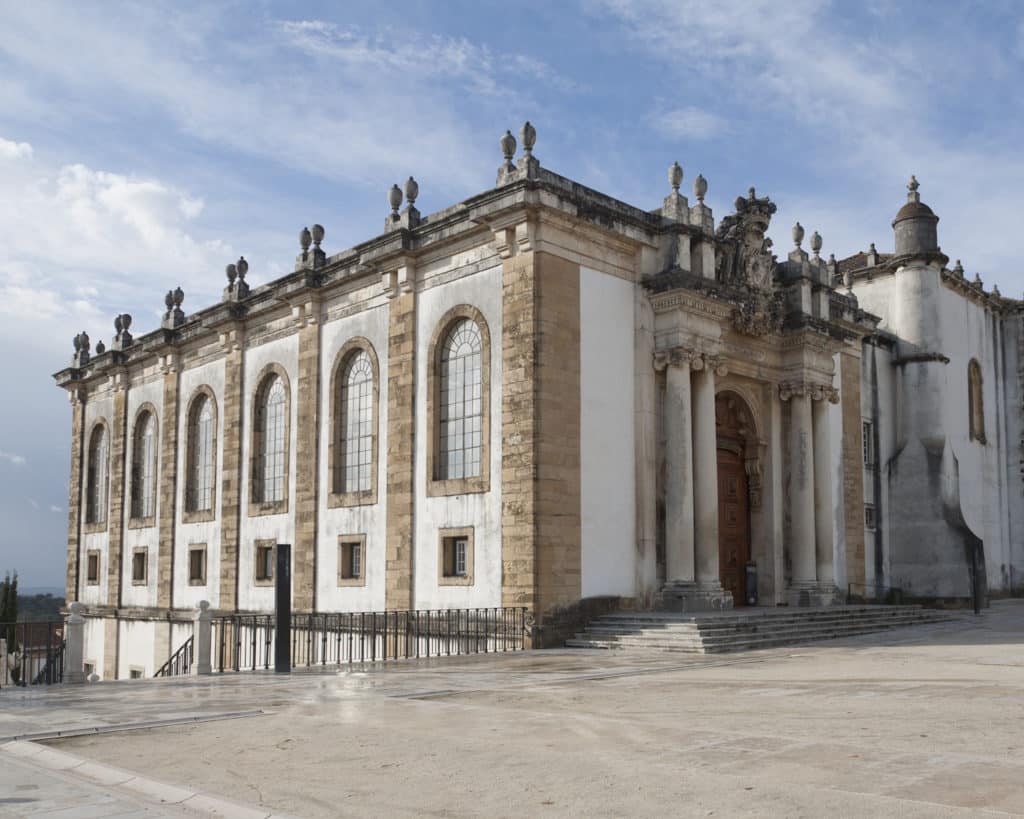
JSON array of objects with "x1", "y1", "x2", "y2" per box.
[
  {"x1": 780, "y1": 380, "x2": 838, "y2": 403},
  {"x1": 654, "y1": 346, "x2": 699, "y2": 371}
]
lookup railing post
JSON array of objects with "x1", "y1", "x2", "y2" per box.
[
  {"x1": 63, "y1": 602, "x2": 86, "y2": 684},
  {"x1": 193, "y1": 600, "x2": 212, "y2": 676}
]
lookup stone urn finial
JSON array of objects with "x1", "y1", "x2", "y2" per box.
[
  {"x1": 173, "y1": 287, "x2": 184, "y2": 307},
  {"x1": 404, "y1": 176, "x2": 419, "y2": 207},
  {"x1": 693, "y1": 173, "x2": 707, "y2": 203},
  {"x1": 95, "y1": 340, "x2": 105, "y2": 354},
  {"x1": 236, "y1": 256, "x2": 248, "y2": 280},
  {"x1": 952, "y1": 259, "x2": 964, "y2": 277},
  {"x1": 114, "y1": 314, "x2": 123, "y2": 333},
  {"x1": 165, "y1": 290, "x2": 174, "y2": 311},
  {"x1": 668, "y1": 161, "x2": 683, "y2": 193},
  {"x1": 520, "y1": 121, "x2": 536, "y2": 156},
  {"x1": 299, "y1": 227, "x2": 312, "y2": 252},
  {"x1": 500, "y1": 129, "x2": 516, "y2": 169},
  {"x1": 907, "y1": 174, "x2": 920, "y2": 202},
  {"x1": 226, "y1": 263, "x2": 237, "y2": 284},
  {"x1": 311, "y1": 224, "x2": 325, "y2": 248},
  {"x1": 388, "y1": 184, "x2": 402, "y2": 216},
  {"x1": 792, "y1": 222, "x2": 805, "y2": 248},
  {"x1": 810, "y1": 230, "x2": 822, "y2": 257}
]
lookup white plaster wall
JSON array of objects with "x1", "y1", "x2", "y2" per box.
[
  {"x1": 79, "y1": 393, "x2": 115, "y2": 607},
  {"x1": 175, "y1": 360, "x2": 225, "y2": 610},
  {"x1": 580, "y1": 267, "x2": 636, "y2": 597},
  {"x1": 413, "y1": 266, "x2": 503, "y2": 609},
  {"x1": 82, "y1": 616, "x2": 105, "y2": 679},
  {"x1": 238, "y1": 333, "x2": 299, "y2": 612},
  {"x1": 317, "y1": 304, "x2": 389, "y2": 612},
  {"x1": 117, "y1": 619, "x2": 156, "y2": 678},
  {"x1": 120, "y1": 379, "x2": 163, "y2": 609}
]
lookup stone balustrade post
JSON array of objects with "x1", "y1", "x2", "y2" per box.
[
  {"x1": 64, "y1": 601, "x2": 86, "y2": 684},
  {"x1": 192, "y1": 600, "x2": 212, "y2": 676}
]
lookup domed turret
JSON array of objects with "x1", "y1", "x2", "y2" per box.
[{"x1": 892, "y1": 175, "x2": 939, "y2": 256}]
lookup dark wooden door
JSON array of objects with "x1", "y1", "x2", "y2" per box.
[{"x1": 717, "y1": 448, "x2": 750, "y2": 606}]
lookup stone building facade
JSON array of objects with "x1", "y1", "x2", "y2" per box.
[{"x1": 55, "y1": 125, "x2": 1024, "y2": 679}]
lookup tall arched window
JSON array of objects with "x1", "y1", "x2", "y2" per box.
[
  {"x1": 85, "y1": 424, "x2": 108, "y2": 525},
  {"x1": 186, "y1": 392, "x2": 216, "y2": 514},
  {"x1": 439, "y1": 318, "x2": 483, "y2": 480},
  {"x1": 968, "y1": 358, "x2": 986, "y2": 444},
  {"x1": 130, "y1": 410, "x2": 157, "y2": 520},
  {"x1": 339, "y1": 350, "x2": 374, "y2": 493},
  {"x1": 254, "y1": 374, "x2": 287, "y2": 504}
]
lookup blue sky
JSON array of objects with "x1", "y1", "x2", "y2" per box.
[{"x1": 1, "y1": 0, "x2": 1022, "y2": 588}]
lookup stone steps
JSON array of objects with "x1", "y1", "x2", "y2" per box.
[{"x1": 566, "y1": 606, "x2": 954, "y2": 654}]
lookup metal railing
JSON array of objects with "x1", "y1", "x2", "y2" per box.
[
  {"x1": 153, "y1": 636, "x2": 194, "y2": 678},
  {"x1": 211, "y1": 607, "x2": 529, "y2": 674},
  {"x1": 846, "y1": 582, "x2": 904, "y2": 605},
  {"x1": 0, "y1": 621, "x2": 65, "y2": 687}
]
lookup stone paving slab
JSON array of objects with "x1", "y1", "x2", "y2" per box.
[{"x1": 0, "y1": 601, "x2": 1022, "y2": 817}]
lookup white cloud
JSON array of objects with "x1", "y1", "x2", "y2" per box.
[
  {"x1": 0, "y1": 137, "x2": 32, "y2": 160},
  {"x1": 657, "y1": 107, "x2": 726, "y2": 140},
  {"x1": 49, "y1": 505, "x2": 62, "y2": 514},
  {"x1": 0, "y1": 450, "x2": 27, "y2": 466},
  {"x1": 29, "y1": 498, "x2": 39, "y2": 509}
]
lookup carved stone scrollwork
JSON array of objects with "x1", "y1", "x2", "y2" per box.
[
  {"x1": 745, "y1": 456, "x2": 763, "y2": 510},
  {"x1": 731, "y1": 291, "x2": 784, "y2": 337},
  {"x1": 779, "y1": 381, "x2": 838, "y2": 403}
]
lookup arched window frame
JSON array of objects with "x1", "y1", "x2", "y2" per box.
[
  {"x1": 249, "y1": 364, "x2": 291, "y2": 515},
  {"x1": 328, "y1": 339, "x2": 380, "y2": 508},
  {"x1": 84, "y1": 420, "x2": 110, "y2": 531},
  {"x1": 426, "y1": 305, "x2": 491, "y2": 497},
  {"x1": 968, "y1": 358, "x2": 986, "y2": 444},
  {"x1": 183, "y1": 387, "x2": 218, "y2": 523},
  {"x1": 128, "y1": 404, "x2": 159, "y2": 526}
]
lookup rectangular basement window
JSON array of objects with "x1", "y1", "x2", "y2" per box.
[
  {"x1": 131, "y1": 548, "x2": 148, "y2": 585},
  {"x1": 188, "y1": 544, "x2": 207, "y2": 585},
  {"x1": 86, "y1": 550, "x2": 100, "y2": 585},
  {"x1": 438, "y1": 527, "x2": 474, "y2": 586},
  {"x1": 864, "y1": 503, "x2": 877, "y2": 531},
  {"x1": 129, "y1": 667, "x2": 144, "y2": 680},
  {"x1": 338, "y1": 535, "x2": 366, "y2": 587},
  {"x1": 255, "y1": 541, "x2": 275, "y2": 585},
  {"x1": 862, "y1": 420, "x2": 876, "y2": 468}
]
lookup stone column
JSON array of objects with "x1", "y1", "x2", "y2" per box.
[
  {"x1": 64, "y1": 602, "x2": 86, "y2": 684},
  {"x1": 812, "y1": 390, "x2": 838, "y2": 600},
  {"x1": 692, "y1": 361, "x2": 721, "y2": 586},
  {"x1": 219, "y1": 326, "x2": 244, "y2": 612},
  {"x1": 785, "y1": 385, "x2": 817, "y2": 602},
  {"x1": 106, "y1": 381, "x2": 128, "y2": 610},
  {"x1": 192, "y1": 600, "x2": 212, "y2": 676},
  {"x1": 663, "y1": 353, "x2": 695, "y2": 582}
]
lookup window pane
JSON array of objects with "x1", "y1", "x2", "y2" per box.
[
  {"x1": 339, "y1": 351, "x2": 374, "y2": 493},
  {"x1": 438, "y1": 319, "x2": 483, "y2": 481}
]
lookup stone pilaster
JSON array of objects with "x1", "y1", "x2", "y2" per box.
[
  {"x1": 293, "y1": 312, "x2": 321, "y2": 612},
  {"x1": 692, "y1": 363, "x2": 720, "y2": 585},
  {"x1": 106, "y1": 384, "x2": 128, "y2": 608},
  {"x1": 534, "y1": 251, "x2": 582, "y2": 620},
  {"x1": 784, "y1": 386, "x2": 817, "y2": 602},
  {"x1": 662, "y1": 354, "x2": 694, "y2": 582},
  {"x1": 65, "y1": 390, "x2": 86, "y2": 603},
  {"x1": 839, "y1": 350, "x2": 866, "y2": 591},
  {"x1": 102, "y1": 615, "x2": 118, "y2": 680},
  {"x1": 500, "y1": 250, "x2": 538, "y2": 614},
  {"x1": 385, "y1": 289, "x2": 416, "y2": 610},
  {"x1": 157, "y1": 356, "x2": 179, "y2": 610},
  {"x1": 812, "y1": 392, "x2": 837, "y2": 596},
  {"x1": 219, "y1": 328, "x2": 244, "y2": 612}
]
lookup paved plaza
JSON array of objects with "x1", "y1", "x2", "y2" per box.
[{"x1": 2, "y1": 602, "x2": 1023, "y2": 818}]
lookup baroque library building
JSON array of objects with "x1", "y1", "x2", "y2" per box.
[{"x1": 55, "y1": 124, "x2": 1024, "y2": 679}]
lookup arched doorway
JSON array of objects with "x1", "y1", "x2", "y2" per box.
[{"x1": 716, "y1": 393, "x2": 756, "y2": 606}]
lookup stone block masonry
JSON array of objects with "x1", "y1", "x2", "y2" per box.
[
  {"x1": 157, "y1": 365, "x2": 178, "y2": 609},
  {"x1": 65, "y1": 393, "x2": 85, "y2": 603},
  {"x1": 840, "y1": 349, "x2": 866, "y2": 591},
  {"x1": 293, "y1": 318, "x2": 321, "y2": 611},
  {"x1": 106, "y1": 389, "x2": 128, "y2": 609},
  {"x1": 385, "y1": 290, "x2": 416, "y2": 610},
  {"x1": 218, "y1": 338, "x2": 244, "y2": 612}
]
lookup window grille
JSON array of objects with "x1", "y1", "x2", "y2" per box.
[
  {"x1": 187, "y1": 396, "x2": 214, "y2": 512},
  {"x1": 864, "y1": 503, "x2": 877, "y2": 531},
  {"x1": 255, "y1": 543, "x2": 274, "y2": 582},
  {"x1": 131, "y1": 549, "x2": 147, "y2": 584},
  {"x1": 339, "y1": 350, "x2": 374, "y2": 493},
  {"x1": 442, "y1": 536, "x2": 470, "y2": 578},
  {"x1": 862, "y1": 420, "x2": 875, "y2": 468},
  {"x1": 438, "y1": 319, "x2": 482, "y2": 480},
  {"x1": 340, "y1": 541, "x2": 362, "y2": 580},
  {"x1": 131, "y1": 413, "x2": 156, "y2": 519},
  {"x1": 86, "y1": 426, "x2": 108, "y2": 524},
  {"x1": 257, "y1": 377, "x2": 287, "y2": 503},
  {"x1": 86, "y1": 551, "x2": 100, "y2": 584}
]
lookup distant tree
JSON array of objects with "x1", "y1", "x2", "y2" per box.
[{"x1": 0, "y1": 571, "x2": 17, "y2": 625}]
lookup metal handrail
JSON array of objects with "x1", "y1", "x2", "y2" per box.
[
  {"x1": 153, "y1": 635, "x2": 194, "y2": 677},
  {"x1": 0, "y1": 620, "x2": 65, "y2": 687}
]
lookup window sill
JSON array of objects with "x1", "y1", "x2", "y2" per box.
[
  {"x1": 427, "y1": 475, "x2": 489, "y2": 498},
  {"x1": 327, "y1": 490, "x2": 377, "y2": 509},
  {"x1": 438, "y1": 574, "x2": 474, "y2": 587},
  {"x1": 337, "y1": 577, "x2": 366, "y2": 588},
  {"x1": 83, "y1": 521, "x2": 108, "y2": 535},
  {"x1": 127, "y1": 516, "x2": 157, "y2": 530},
  {"x1": 248, "y1": 500, "x2": 288, "y2": 517},
  {"x1": 188, "y1": 579, "x2": 207, "y2": 587},
  {"x1": 182, "y1": 509, "x2": 216, "y2": 524},
  {"x1": 131, "y1": 579, "x2": 148, "y2": 587},
  {"x1": 254, "y1": 578, "x2": 275, "y2": 587}
]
